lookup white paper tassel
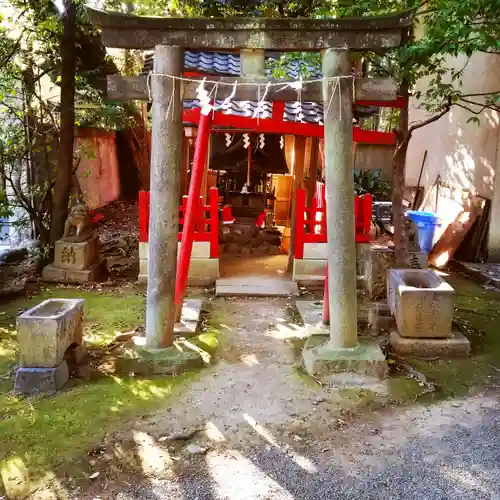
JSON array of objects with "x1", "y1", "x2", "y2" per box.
[
  {"x1": 225, "y1": 133, "x2": 232, "y2": 147},
  {"x1": 196, "y1": 77, "x2": 212, "y2": 115},
  {"x1": 243, "y1": 133, "x2": 250, "y2": 149},
  {"x1": 280, "y1": 136, "x2": 284, "y2": 149},
  {"x1": 259, "y1": 134, "x2": 265, "y2": 149}
]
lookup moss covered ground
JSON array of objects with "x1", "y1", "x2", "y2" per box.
[
  {"x1": 0, "y1": 285, "x2": 208, "y2": 497},
  {"x1": 371, "y1": 272, "x2": 500, "y2": 403},
  {"x1": 1, "y1": 272, "x2": 500, "y2": 496},
  {"x1": 406, "y1": 272, "x2": 500, "y2": 398}
]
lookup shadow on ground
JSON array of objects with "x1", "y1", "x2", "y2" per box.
[{"x1": 83, "y1": 393, "x2": 500, "y2": 500}]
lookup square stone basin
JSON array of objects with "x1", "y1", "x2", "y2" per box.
[
  {"x1": 387, "y1": 269, "x2": 455, "y2": 338},
  {"x1": 23, "y1": 299, "x2": 76, "y2": 318},
  {"x1": 17, "y1": 298, "x2": 84, "y2": 368}
]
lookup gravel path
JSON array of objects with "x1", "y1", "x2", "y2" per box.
[{"x1": 83, "y1": 299, "x2": 500, "y2": 500}]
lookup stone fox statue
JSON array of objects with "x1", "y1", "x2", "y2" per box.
[{"x1": 61, "y1": 204, "x2": 93, "y2": 243}]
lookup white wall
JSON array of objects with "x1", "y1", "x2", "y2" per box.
[{"x1": 406, "y1": 52, "x2": 500, "y2": 202}]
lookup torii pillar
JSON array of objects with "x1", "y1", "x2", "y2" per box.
[
  {"x1": 303, "y1": 48, "x2": 387, "y2": 381},
  {"x1": 146, "y1": 45, "x2": 184, "y2": 349}
]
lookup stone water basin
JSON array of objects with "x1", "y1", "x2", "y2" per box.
[
  {"x1": 387, "y1": 269, "x2": 455, "y2": 338},
  {"x1": 17, "y1": 298, "x2": 84, "y2": 367}
]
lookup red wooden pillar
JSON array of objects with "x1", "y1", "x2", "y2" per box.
[
  {"x1": 293, "y1": 188, "x2": 307, "y2": 259},
  {"x1": 175, "y1": 111, "x2": 213, "y2": 317}
]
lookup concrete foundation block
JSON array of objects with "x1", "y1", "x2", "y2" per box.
[
  {"x1": 113, "y1": 343, "x2": 205, "y2": 375},
  {"x1": 64, "y1": 259, "x2": 105, "y2": 283},
  {"x1": 388, "y1": 269, "x2": 455, "y2": 338},
  {"x1": 42, "y1": 259, "x2": 106, "y2": 284},
  {"x1": 302, "y1": 335, "x2": 388, "y2": 382},
  {"x1": 188, "y1": 258, "x2": 219, "y2": 283},
  {"x1": 17, "y1": 298, "x2": 84, "y2": 368},
  {"x1": 14, "y1": 361, "x2": 69, "y2": 395},
  {"x1": 174, "y1": 299, "x2": 202, "y2": 337},
  {"x1": 41, "y1": 264, "x2": 67, "y2": 282},
  {"x1": 139, "y1": 242, "x2": 148, "y2": 260},
  {"x1": 293, "y1": 258, "x2": 366, "y2": 292},
  {"x1": 356, "y1": 243, "x2": 371, "y2": 276},
  {"x1": 368, "y1": 302, "x2": 394, "y2": 334},
  {"x1": 139, "y1": 241, "x2": 211, "y2": 260},
  {"x1": 139, "y1": 258, "x2": 219, "y2": 286},
  {"x1": 54, "y1": 236, "x2": 99, "y2": 270},
  {"x1": 390, "y1": 330, "x2": 470, "y2": 359},
  {"x1": 293, "y1": 258, "x2": 326, "y2": 282},
  {"x1": 139, "y1": 258, "x2": 148, "y2": 277},
  {"x1": 295, "y1": 301, "x2": 329, "y2": 334},
  {"x1": 365, "y1": 246, "x2": 428, "y2": 300},
  {"x1": 303, "y1": 243, "x2": 327, "y2": 260},
  {"x1": 295, "y1": 300, "x2": 370, "y2": 334}
]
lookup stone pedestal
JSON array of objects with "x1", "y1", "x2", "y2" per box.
[
  {"x1": 15, "y1": 298, "x2": 84, "y2": 394},
  {"x1": 368, "y1": 302, "x2": 394, "y2": 335},
  {"x1": 365, "y1": 246, "x2": 428, "y2": 300},
  {"x1": 302, "y1": 335, "x2": 388, "y2": 383},
  {"x1": 42, "y1": 236, "x2": 105, "y2": 283},
  {"x1": 54, "y1": 236, "x2": 99, "y2": 270},
  {"x1": 390, "y1": 330, "x2": 470, "y2": 359},
  {"x1": 14, "y1": 362, "x2": 69, "y2": 395}
]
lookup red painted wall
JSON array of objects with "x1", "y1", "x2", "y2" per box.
[{"x1": 75, "y1": 128, "x2": 121, "y2": 209}]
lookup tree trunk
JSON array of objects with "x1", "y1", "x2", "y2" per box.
[
  {"x1": 22, "y1": 66, "x2": 36, "y2": 240},
  {"x1": 50, "y1": 0, "x2": 76, "y2": 243},
  {"x1": 392, "y1": 79, "x2": 409, "y2": 265}
]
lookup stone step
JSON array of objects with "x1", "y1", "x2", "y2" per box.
[
  {"x1": 216, "y1": 276, "x2": 299, "y2": 297},
  {"x1": 297, "y1": 275, "x2": 366, "y2": 290}
]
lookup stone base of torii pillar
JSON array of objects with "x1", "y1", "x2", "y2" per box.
[{"x1": 301, "y1": 48, "x2": 387, "y2": 383}]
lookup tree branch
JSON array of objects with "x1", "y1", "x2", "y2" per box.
[
  {"x1": 0, "y1": 100, "x2": 26, "y2": 126},
  {"x1": 461, "y1": 91, "x2": 500, "y2": 98},
  {"x1": 460, "y1": 98, "x2": 500, "y2": 114},
  {"x1": 0, "y1": 31, "x2": 26, "y2": 68},
  {"x1": 408, "y1": 105, "x2": 451, "y2": 136}
]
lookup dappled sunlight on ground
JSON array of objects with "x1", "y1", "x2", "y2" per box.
[
  {"x1": 240, "y1": 353, "x2": 260, "y2": 366},
  {"x1": 132, "y1": 430, "x2": 174, "y2": 475},
  {"x1": 205, "y1": 449, "x2": 296, "y2": 500},
  {"x1": 3, "y1": 274, "x2": 500, "y2": 497},
  {"x1": 243, "y1": 413, "x2": 317, "y2": 474}
]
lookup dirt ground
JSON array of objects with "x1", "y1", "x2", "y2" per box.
[
  {"x1": 74, "y1": 298, "x2": 351, "y2": 497},
  {"x1": 68, "y1": 296, "x2": 500, "y2": 500}
]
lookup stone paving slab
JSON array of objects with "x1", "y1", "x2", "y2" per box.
[
  {"x1": 454, "y1": 261, "x2": 500, "y2": 288},
  {"x1": 174, "y1": 299, "x2": 202, "y2": 337},
  {"x1": 295, "y1": 300, "x2": 329, "y2": 334},
  {"x1": 295, "y1": 300, "x2": 371, "y2": 334},
  {"x1": 216, "y1": 276, "x2": 299, "y2": 297}
]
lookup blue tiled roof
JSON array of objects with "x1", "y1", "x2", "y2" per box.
[
  {"x1": 143, "y1": 51, "x2": 377, "y2": 125},
  {"x1": 143, "y1": 51, "x2": 321, "y2": 79}
]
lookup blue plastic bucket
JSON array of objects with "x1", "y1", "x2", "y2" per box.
[{"x1": 407, "y1": 210, "x2": 440, "y2": 253}]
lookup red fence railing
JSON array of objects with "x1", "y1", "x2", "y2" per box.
[
  {"x1": 294, "y1": 188, "x2": 372, "y2": 259},
  {"x1": 139, "y1": 186, "x2": 219, "y2": 258}
]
